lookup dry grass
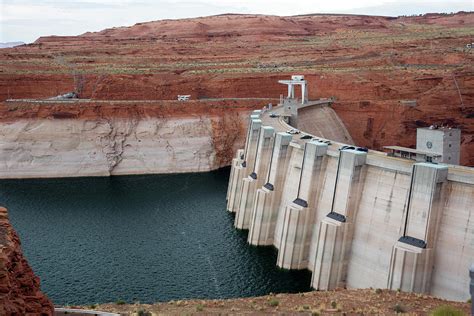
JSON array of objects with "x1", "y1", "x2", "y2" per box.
[{"x1": 70, "y1": 288, "x2": 471, "y2": 315}]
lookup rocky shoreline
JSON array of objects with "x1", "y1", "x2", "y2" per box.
[{"x1": 0, "y1": 207, "x2": 53, "y2": 315}]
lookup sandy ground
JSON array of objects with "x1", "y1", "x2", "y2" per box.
[{"x1": 74, "y1": 288, "x2": 471, "y2": 315}]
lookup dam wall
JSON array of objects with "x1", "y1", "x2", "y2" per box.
[
  {"x1": 297, "y1": 105, "x2": 354, "y2": 145},
  {"x1": 227, "y1": 104, "x2": 474, "y2": 301},
  {"x1": 0, "y1": 99, "x2": 272, "y2": 178}
]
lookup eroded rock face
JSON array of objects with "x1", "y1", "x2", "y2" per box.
[
  {"x1": 0, "y1": 100, "x2": 264, "y2": 178},
  {"x1": 0, "y1": 207, "x2": 54, "y2": 315}
]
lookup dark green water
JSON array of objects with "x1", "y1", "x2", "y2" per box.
[{"x1": 0, "y1": 169, "x2": 311, "y2": 305}]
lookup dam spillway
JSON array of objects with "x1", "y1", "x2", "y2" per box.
[{"x1": 226, "y1": 101, "x2": 474, "y2": 302}]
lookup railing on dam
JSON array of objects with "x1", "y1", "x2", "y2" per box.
[{"x1": 226, "y1": 102, "x2": 474, "y2": 302}]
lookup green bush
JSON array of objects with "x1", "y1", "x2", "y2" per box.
[
  {"x1": 393, "y1": 304, "x2": 406, "y2": 313},
  {"x1": 268, "y1": 299, "x2": 279, "y2": 307},
  {"x1": 196, "y1": 304, "x2": 204, "y2": 312},
  {"x1": 137, "y1": 309, "x2": 152, "y2": 316},
  {"x1": 115, "y1": 299, "x2": 126, "y2": 305},
  {"x1": 430, "y1": 305, "x2": 464, "y2": 316}
]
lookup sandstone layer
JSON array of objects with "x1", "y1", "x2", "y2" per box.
[
  {"x1": 0, "y1": 99, "x2": 271, "y2": 178},
  {"x1": 1, "y1": 13, "x2": 472, "y2": 165},
  {"x1": 0, "y1": 207, "x2": 53, "y2": 315}
]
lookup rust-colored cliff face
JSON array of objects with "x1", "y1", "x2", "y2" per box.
[
  {"x1": 0, "y1": 99, "x2": 265, "y2": 122},
  {"x1": 0, "y1": 207, "x2": 53, "y2": 315},
  {"x1": 0, "y1": 13, "x2": 472, "y2": 165}
]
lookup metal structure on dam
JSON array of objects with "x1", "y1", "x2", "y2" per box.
[{"x1": 226, "y1": 80, "x2": 474, "y2": 302}]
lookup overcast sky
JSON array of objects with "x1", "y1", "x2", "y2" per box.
[{"x1": 1, "y1": 0, "x2": 472, "y2": 43}]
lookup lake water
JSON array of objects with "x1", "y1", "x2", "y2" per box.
[{"x1": 0, "y1": 169, "x2": 311, "y2": 305}]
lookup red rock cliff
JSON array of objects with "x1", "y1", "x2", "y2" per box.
[
  {"x1": 0, "y1": 12, "x2": 472, "y2": 165},
  {"x1": 0, "y1": 207, "x2": 54, "y2": 315}
]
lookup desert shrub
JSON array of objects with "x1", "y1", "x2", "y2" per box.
[
  {"x1": 268, "y1": 299, "x2": 279, "y2": 307},
  {"x1": 137, "y1": 309, "x2": 152, "y2": 316},
  {"x1": 115, "y1": 299, "x2": 126, "y2": 305},
  {"x1": 393, "y1": 303, "x2": 406, "y2": 313},
  {"x1": 430, "y1": 305, "x2": 464, "y2": 316},
  {"x1": 196, "y1": 304, "x2": 204, "y2": 312}
]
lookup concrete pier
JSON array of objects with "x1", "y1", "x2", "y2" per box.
[
  {"x1": 274, "y1": 142, "x2": 305, "y2": 249},
  {"x1": 226, "y1": 101, "x2": 474, "y2": 301},
  {"x1": 227, "y1": 116, "x2": 261, "y2": 213},
  {"x1": 226, "y1": 149, "x2": 244, "y2": 201},
  {"x1": 248, "y1": 132, "x2": 293, "y2": 245},
  {"x1": 311, "y1": 149, "x2": 367, "y2": 290},
  {"x1": 388, "y1": 163, "x2": 448, "y2": 294},
  {"x1": 235, "y1": 126, "x2": 275, "y2": 229},
  {"x1": 276, "y1": 141, "x2": 328, "y2": 269}
]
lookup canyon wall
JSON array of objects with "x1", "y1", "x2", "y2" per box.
[
  {"x1": 0, "y1": 99, "x2": 270, "y2": 178},
  {"x1": 228, "y1": 104, "x2": 474, "y2": 301},
  {"x1": 1, "y1": 13, "x2": 472, "y2": 165},
  {"x1": 3, "y1": 73, "x2": 471, "y2": 166},
  {"x1": 0, "y1": 207, "x2": 54, "y2": 314}
]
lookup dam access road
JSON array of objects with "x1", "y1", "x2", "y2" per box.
[{"x1": 227, "y1": 100, "x2": 474, "y2": 302}]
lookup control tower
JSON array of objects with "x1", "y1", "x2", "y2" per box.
[
  {"x1": 416, "y1": 126, "x2": 461, "y2": 164},
  {"x1": 278, "y1": 75, "x2": 308, "y2": 105},
  {"x1": 385, "y1": 126, "x2": 461, "y2": 164}
]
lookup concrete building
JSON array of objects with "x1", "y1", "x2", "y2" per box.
[
  {"x1": 226, "y1": 83, "x2": 474, "y2": 302},
  {"x1": 384, "y1": 146, "x2": 442, "y2": 162},
  {"x1": 416, "y1": 126, "x2": 461, "y2": 164},
  {"x1": 384, "y1": 126, "x2": 461, "y2": 165}
]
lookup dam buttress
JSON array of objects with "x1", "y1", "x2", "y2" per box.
[{"x1": 227, "y1": 99, "x2": 474, "y2": 302}]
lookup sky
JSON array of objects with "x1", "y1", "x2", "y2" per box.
[{"x1": 1, "y1": 0, "x2": 472, "y2": 43}]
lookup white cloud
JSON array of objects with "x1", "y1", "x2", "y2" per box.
[{"x1": 0, "y1": 0, "x2": 472, "y2": 43}]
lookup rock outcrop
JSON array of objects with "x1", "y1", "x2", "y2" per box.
[
  {"x1": 0, "y1": 99, "x2": 269, "y2": 178},
  {"x1": 0, "y1": 207, "x2": 54, "y2": 315}
]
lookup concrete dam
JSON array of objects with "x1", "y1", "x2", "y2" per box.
[{"x1": 226, "y1": 99, "x2": 474, "y2": 302}]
